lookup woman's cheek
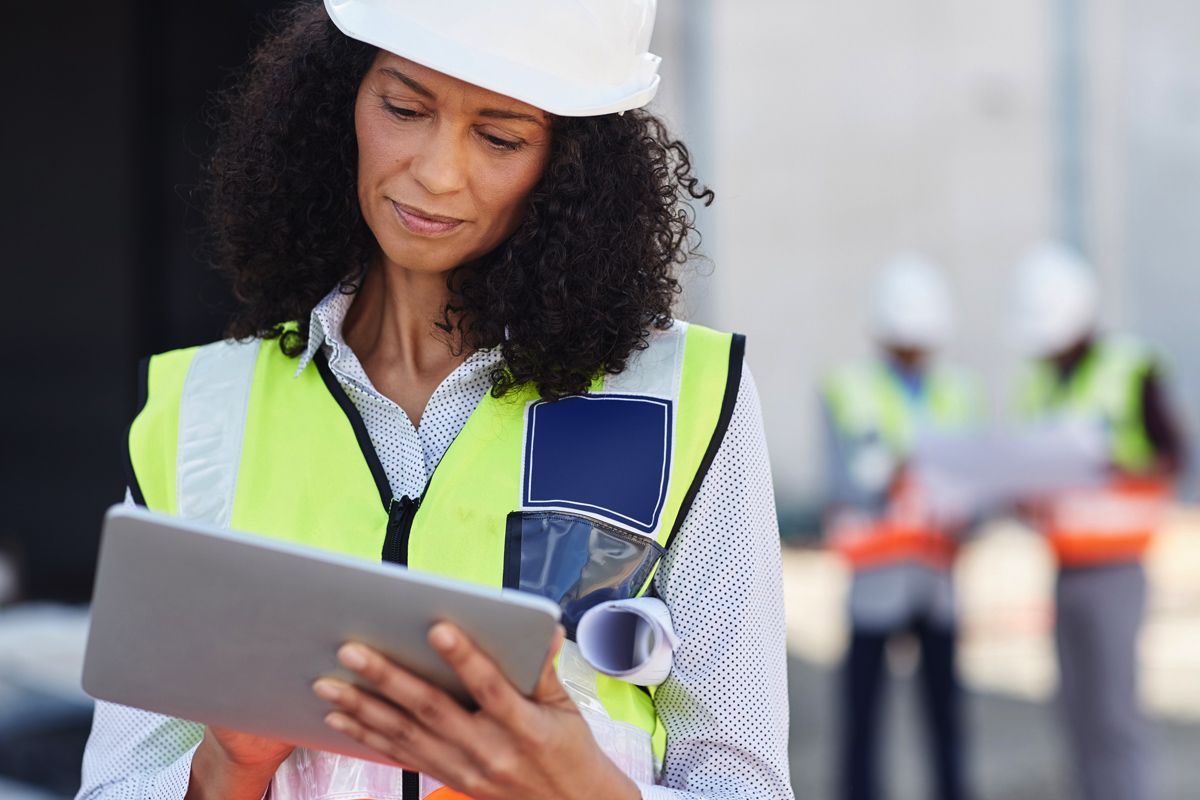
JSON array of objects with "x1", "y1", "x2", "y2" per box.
[{"x1": 489, "y1": 152, "x2": 548, "y2": 214}]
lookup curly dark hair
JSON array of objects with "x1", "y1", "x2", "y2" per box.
[{"x1": 206, "y1": 1, "x2": 713, "y2": 399}]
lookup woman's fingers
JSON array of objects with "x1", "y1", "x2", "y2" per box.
[
  {"x1": 532, "y1": 625, "x2": 569, "y2": 703},
  {"x1": 427, "y1": 623, "x2": 527, "y2": 724},
  {"x1": 330, "y1": 625, "x2": 569, "y2": 759},
  {"x1": 317, "y1": 647, "x2": 531, "y2": 795},
  {"x1": 323, "y1": 704, "x2": 484, "y2": 790},
  {"x1": 314, "y1": 678, "x2": 425, "y2": 742},
  {"x1": 323, "y1": 710, "x2": 420, "y2": 770},
  {"x1": 333, "y1": 643, "x2": 473, "y2": 737},
  {"x1": 316, "y1": 676, "x2": 484, "y2": 785},
  {"x1": 320, "y1": 629, "x2": 605, "y2": 799}
]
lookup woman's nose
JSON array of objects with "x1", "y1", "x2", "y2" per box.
[{"x1": 409, "y1": 123, "x2": 468, "y2": 196}]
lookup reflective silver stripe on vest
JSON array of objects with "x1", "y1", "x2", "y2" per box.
[
  {"x1": 602, "y1": 320, "x2": 687, "y2": 400},
  {"x1": 176, "y1": 339, "x2": 260, "y2": 526}
]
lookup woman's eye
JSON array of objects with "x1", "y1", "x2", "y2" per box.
[
  {"x1": 382, "y1": 101, "x2": 422, "y2": 119},
  {"x1": 482, "y1": 133, "x2": 522, "y2": 152}
]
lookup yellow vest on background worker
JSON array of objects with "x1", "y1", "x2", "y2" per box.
[
  {"x1": 824, "y1": 361, "x2": 975, "y2": 570},
  {"x1": 1018, "y1": 336, "x2": 1170, "y2": 565},
  {"x1": 1011, "y1": 242, "x2": 1172, "y2": 567},
  {"x1": 127, "y1": 321, "x2": 742, "y2": 799}
]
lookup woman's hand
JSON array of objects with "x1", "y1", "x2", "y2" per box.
[
  {"x1": 185, "y1": 726, "x2": 294, "y2": 800},
  {"x1": 313, "y1": 624, "x2": 640, "y2": 800}
]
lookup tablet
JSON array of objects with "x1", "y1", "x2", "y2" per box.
[{"x1": 83, "y1": 505, "x2": 561, "y2": 761}]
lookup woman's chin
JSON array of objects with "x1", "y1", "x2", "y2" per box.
[{"x1": 376, "y1": 243, "x2": 471, "y2": 276}]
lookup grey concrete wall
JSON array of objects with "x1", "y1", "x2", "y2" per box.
[
  {"x1": 682, "y1": 0, "x2": 1054, "y2": 513},
  {"x1": 1121, "y1": 1, "x2": 1200, "y2": 480},
  {"x1": 651, "y1": 1, "x2": 1200, "y2": 518}
]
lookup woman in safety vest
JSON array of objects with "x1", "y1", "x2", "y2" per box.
[
  {"x1": 1012, "y1": 242, "x2": 1185, "y2": 800},
  {"x1": 821, "y1": 255, "x2": 975, "y2": 800},
  {"x1": 76, "y1": 3, "x2": 792, "y2": 800}
]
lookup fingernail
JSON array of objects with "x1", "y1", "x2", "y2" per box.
[
  {"x1": 325, "y1": 712, "x2": 348, "y2": 732},
  {"x1": 313, "y1": 680, "x2": 341, "y2": 702},
  {"x1": 429, "y1": 624, "x2": 456, "y2": 651},
  {"x1": 339, "y1": 644, "x2": 368, "y2": 670}
]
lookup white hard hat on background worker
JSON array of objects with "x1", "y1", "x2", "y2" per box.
[
  {"x1": 324, "y1": 0, "x2": 662, "y2": 116},
  {"x1": 1011, "y1": 241, "x2": 1100, "y2": 357},
  {"x1": 870, "y1": 253, "x2": 955, "y2": 350},
  {"x1": 850, "y1": 253, "x2": 957, "y2": 490}
]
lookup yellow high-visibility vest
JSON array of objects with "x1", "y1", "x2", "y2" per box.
[{"x1": 127, "y1": 320, "x2": 743, "y2": 793}]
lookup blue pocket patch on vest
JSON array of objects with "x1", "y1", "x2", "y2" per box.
[{"x1": 523, "y1": 394, "x2": 672, "y2": 535}]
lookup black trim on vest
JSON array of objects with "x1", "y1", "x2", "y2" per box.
[
  {"x1": 203, "y1": 348, "x2": 445, "y2": 800},
  {"x1": 502, "y1": 512, "x2": 524, "y2": 589},
  {"x1": 124, "y1": 356, "x2": 151, "y2": 507},
  {"x1": 662, "y1": 333, "x2": 746, "y2": 554},
  {"x1": 314, "y1": 350, "x2": 392, "y2": 512}
]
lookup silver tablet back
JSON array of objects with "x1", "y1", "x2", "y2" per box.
[{"x1": 83, "y1": 505, "x2": 560, "y2": 760}]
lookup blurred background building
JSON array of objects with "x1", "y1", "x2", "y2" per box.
[
  {"x1": 653, "y1": 0, "x2": 1200, "y2": 523},
  {"x1": 2, "y1": 0, "x2": 1199, "y2": 797}
]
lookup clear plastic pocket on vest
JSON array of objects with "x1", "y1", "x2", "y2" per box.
[
  {"x1": 504, "y1": 511, "x2": 664, "y2": 636},
  {"x1": 557, "y1": 640, "x2": 658, "y2": 784},
  {"x1": 269, "y1": 747, "x2": 405, "y2": 800}
]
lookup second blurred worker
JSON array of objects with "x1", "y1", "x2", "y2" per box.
[
  {"x1": 1012, "y1": 242, "x2": 1185, "y2": 800},
  {"x1": 821, "y1": 256, "x2": 975, "y2": 800}
]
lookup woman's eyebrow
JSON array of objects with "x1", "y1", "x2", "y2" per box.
[
  {"x1": 479, "y1": 108, "x2": 545, "y2": 126},
  {"x1": 379, "y1": 67, "x2": 435, "y2": 99}
]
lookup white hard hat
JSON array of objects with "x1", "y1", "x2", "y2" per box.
[
  {"x1": 324, "y1": 0, "x2": 662, "y2": 116},
  {"x1": 869, "y1": 254, "x2": 955, "y2": 350},
  {"x1": 1011, "y1": 241, "x2": 1099, "y2": 357}
]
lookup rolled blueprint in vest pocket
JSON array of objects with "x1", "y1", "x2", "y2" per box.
[{"x1": 576, "y1": 597, "x2": 680, "y2": 686}]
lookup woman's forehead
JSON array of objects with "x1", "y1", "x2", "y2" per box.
[{"x1": 369, "y1": 52, "x2": 550, "y2": 123}]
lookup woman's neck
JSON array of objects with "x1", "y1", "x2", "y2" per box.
[{"x1": 341, "y1": 260, "x2": 470, "y2": 428}]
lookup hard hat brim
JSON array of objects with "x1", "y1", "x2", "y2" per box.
[{"x1": 326, "y1": 1, "x2": 661, "y2": 117}]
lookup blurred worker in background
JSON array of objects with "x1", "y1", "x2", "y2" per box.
[
  {"x1": 821, "y1": 255, "x2": 975, "y2": 800},
  {"x1": 1011, "y1": 242, "x2": 1186, "y2": 800}
]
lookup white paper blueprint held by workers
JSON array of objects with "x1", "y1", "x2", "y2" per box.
[
  {"x1": 576, "y1": 597, "x2": 679, "y2": 687},
  {"x1": 911, "y1": 420, "x2": 1110, "y2": 518}
]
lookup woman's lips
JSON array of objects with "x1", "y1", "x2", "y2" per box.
[{"x1": 391, "y1": 201, "x2": 465, "y2": 237}]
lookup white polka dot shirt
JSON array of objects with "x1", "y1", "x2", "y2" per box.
[{"x1": 77, "y1": 288, "x2": 793, "y2": 800}]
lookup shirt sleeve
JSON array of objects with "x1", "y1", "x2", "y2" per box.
[
  {"x1": 76, "y1": 701, "x2": 203, "y2": 799},
  {"x1": 637, "y1": 363, "x2": 795, "y2": 800},
  {"x1": 76, "y1": 490, "x2": 204, "y2": 800}
]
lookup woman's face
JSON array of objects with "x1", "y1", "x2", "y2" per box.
[{"x1": 354, "y1": 52, "x2": 553, "y2": 274}]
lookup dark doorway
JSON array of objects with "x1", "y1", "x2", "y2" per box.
[{"x1": 1, "y1": 0, "x2": 286, "y2": 603}]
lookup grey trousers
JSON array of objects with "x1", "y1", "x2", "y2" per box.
[{"x1": 1055, "y1": 562, "x2": 1152, "y2": 800}]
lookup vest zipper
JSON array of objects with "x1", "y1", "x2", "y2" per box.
[
  {"x1": 381, "y1": 434, "x2": 459, "y2": 566},
  {"x1": 383, "y1": 494, "x2": 427, "y2": 798},
  {"x1": 382, "y1": 494, "x2": 420, "y2": 565}
]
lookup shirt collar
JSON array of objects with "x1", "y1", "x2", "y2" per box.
[
  {"x1": 295, "y1": 284, "x2": 356, "y2": 377},
  {"x1": 293, "y1": 282, "x2": 505, "y2": 378}
]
